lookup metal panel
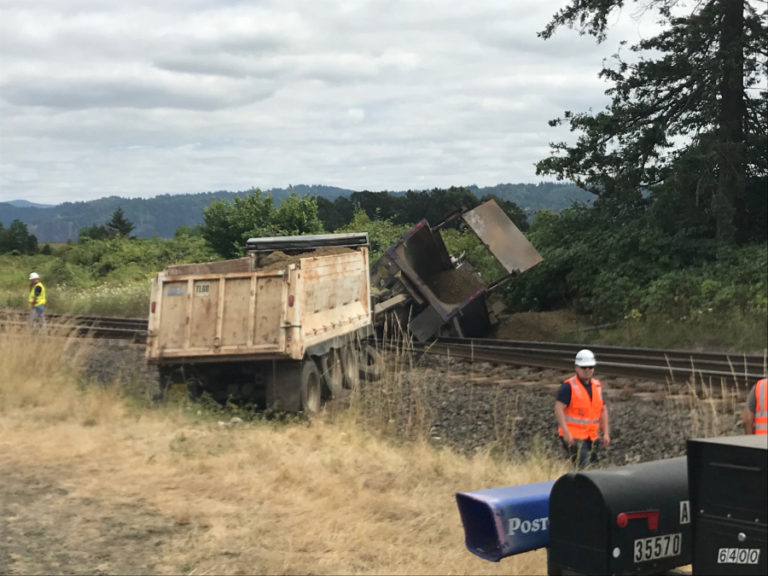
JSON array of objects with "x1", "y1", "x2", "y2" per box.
[
  {"x1": 220, "y1": 277, "x2": 251, "y2": 348},
  {"x1": 461, "y1": 200, "x2": 542, "y2": 274},
  {"x1": 300, "y1": 249, "x2": 371, "y2": 350},
  {"x1": 252, "y1": 276, "x2": 283, "y2": 348},
  {"x1": 157, "y1": 280, "x2": 188, "y2": 351},
  {"x1": 687, "y1": 435, "x2": 767, "y2": 575},
  {"x1": 188, "y1": 278, "x2": 219, "y2": 349}
]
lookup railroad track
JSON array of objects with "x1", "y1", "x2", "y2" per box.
[
  {"x1": 2, "y1": 310, "x2": 764, "y2": 384},
  {"x1": 0, "y1": 311, "x2": 148, "y2": 342},
  {"x1": 401, "y1": 337, "x2": 766, "y2": 386}
]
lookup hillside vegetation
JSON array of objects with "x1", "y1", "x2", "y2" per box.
[{"x1": 0, "y1": 182, "x2": 592, "y2": 242}]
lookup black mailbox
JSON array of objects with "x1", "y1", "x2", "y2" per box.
[
  {"x1": 687, "y1": 434, "x2": 767, "y2": 575},
  {"x1": 547, "y1": 457, "x2": 691, "y2": 575}
]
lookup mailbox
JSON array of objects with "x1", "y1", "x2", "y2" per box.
[
  {"x1": 687, "y1": 434, "x2": 767, "y2": 575},
  {"x1": 547, "y1": 457, "x2": 691, "y2": 575},
  {"x1": 455, "y1": 480, "x2": 554, "y2": 561}
]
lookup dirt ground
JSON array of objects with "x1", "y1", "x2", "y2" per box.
[
  {"x1": 0, "y1": 461, "x2": 186, "y2": 575},
  {"x1": 492, "y1": 309, "x2": 591, "y2": 341}
]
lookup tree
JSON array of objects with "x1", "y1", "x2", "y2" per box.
[
  {"x1": 0, "y1": 219, "x2": 38, "y2": 254},
  {"x1": 106, "y1": 207, "x2": 135, "y2": 237},
  {"x1": 201, "y1": 189, "x2": 274, "y2": 259},
  {"x1": 78, "y1": 224, "x2": 111, "y2": 241},
  {"x1": 273, "y1": 192, "x2": 324, "y2": 236},
  {"x1": 200, "y1": 188, "x2": 324, "y2": 259},
  {"x1": 537, "y1": 0, "x2": 767, "y2": 242}
]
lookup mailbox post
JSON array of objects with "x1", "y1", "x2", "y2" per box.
[
  {"x1": 687, "y1": 434, "x2": 767, "y2": 575},
  {"x1": 547, "y1": 457, "x2": 691, "y2": 575}
]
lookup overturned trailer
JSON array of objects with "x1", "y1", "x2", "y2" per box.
[{"x1": 371, "y1": 199, "x2": 542, "y2": 341}]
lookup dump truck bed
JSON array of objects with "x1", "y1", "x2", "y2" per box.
[{"x1": 146, "y1": 246, "x2": 371, "y2": 364}]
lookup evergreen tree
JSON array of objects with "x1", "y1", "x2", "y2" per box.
[
  {"x1": 106, "y1": 207, "x2": 135, "y2": 237},
  {"x1": 537, "y1": 0, "x2": 767, "y2": 242},
  {"x1": 0, "y1": 219, "x2": 38, "y2": 254}
]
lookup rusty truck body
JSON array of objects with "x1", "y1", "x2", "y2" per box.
[{"x1": 146, "y1": 233, "x2": 374, "y2": 413}]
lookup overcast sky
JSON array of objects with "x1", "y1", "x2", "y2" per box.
[{"x1": 0, "y1": 0, "x2": 657, "y2": 205}]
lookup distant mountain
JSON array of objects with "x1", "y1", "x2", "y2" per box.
[
  {"x1": 0, "y1": 183, "x2": 594, "y2": 243},
  {"x1": 5, "y1": 199, "x2": 56, "y2": 209}
]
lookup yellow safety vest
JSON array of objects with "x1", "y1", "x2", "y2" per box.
[{"x1": 28, "y1": 281, "x2": 46, "y2": 307}]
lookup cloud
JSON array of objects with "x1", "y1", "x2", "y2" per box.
[{"x1": 0, "y1": 0, "x2": 634, "y2": 204}]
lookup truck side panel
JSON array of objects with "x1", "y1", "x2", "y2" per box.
[{"x1": 299, "y1": 251, "x2": 370, "y2": 350}]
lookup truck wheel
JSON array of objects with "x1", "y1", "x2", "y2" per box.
[
  {"x1": 360, "y1": 344, "x2": 384, "y2": 381},
  {"x1": 300, "y1": 359, "x2": 322, "y2": 415},
  {"x1": 320, "y1": 348, "x2": 344, "y2": 397},
  {"x1": 341, "y1": 343, "x2": 360, "y2": 389},
  {"x1": 149, "y1": 367, "x2": 170, "y2": 405},
  {"x1": 186, "y1": 376, "x2": 204, "y2": 401}
]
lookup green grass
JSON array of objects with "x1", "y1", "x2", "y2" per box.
[{"x1": 563, "y1": 311, "x2": 767, "y2": 354}]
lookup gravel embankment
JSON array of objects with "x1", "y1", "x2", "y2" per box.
[
  {"x1": 403, "y1": 353, "x2": 745, "y2": 467},
  {"x1": 81, "y1": 341, "x2": 746, "y2": 468}
]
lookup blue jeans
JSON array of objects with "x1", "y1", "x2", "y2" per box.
[
  {"x1": 29, "y1": 305, "x2": 46, "y2": 328},
  {"x1": 560, "y1": 437, "x2": 600, "y2": 469}
]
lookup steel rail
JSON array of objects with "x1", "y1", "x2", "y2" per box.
[
  {"x1": 397, "y1": 338, "x2": 766, "y2": 385},
  {"x1": 0, "y1": 311, "x2": 148, "y2": 342},
  {"x1": 2, "y1": 309, "x2": 765, "y2": 383}
]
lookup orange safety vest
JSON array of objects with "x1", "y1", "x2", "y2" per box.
[
  {"x1": 755, "y1": 378, "x2": 768, "y2": 435},
  {"x1": 558, "y1": 375, "x2": 604, "y2": 441}
]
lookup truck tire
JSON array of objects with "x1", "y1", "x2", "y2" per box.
[
  {"x1": 320, "y1": 348, "x2": 344, "y2": 397},
  {"x1": 300, "y1": 359, "x2": 322, "y2": 415},
  {"x1": 341, "y1": 343, "x2": 360, "y2": 389},
  {"x1": 360, "y1": 344, "x2": 384, "y2": 381},
  {"x1": 186, "y1": 376, "x2": 204, "y2": 401},
  {"x1": 149, "y1": 366, "x2": 170, "y2": 405}
]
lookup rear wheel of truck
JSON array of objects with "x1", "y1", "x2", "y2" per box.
[
  {"x1": 300, "y1": 359, "x2": 322, "y2": 415},
  {"x1": 320, "y1": 348, "x2": 344, "y2": 397},
  {"x1": 341, "y1": 342, "x2": 360, "y2": 389},
  {"x1": 360, "y1": 344, "x2": 384, "y2": 381}
]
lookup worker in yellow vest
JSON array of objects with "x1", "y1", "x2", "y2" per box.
[
  {"x1": 555, "y1": 349, "x2": 611, "y2": 468},
  {"x1": 742, "y1": 378, "x2": 768, "y2": 435},
  {"x1": 27, "y1": 272, "x2": 47, "y2": 328}
]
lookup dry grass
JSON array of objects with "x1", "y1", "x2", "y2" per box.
[{"x1": 0, "y1": 327, "x2": 561, "y2": 575}]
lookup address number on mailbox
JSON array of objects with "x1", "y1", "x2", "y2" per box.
[{"x1": 633, "y1": 533, "x2": 682, "y2": 563}]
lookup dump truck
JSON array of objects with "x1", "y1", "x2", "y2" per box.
[
  {"x1": 146, "y1": 200, "x2": 540, "y2": 412},
  {"x1": 145, "y1": 233, "x2": 376, "y2": 413},
  {"x1": 371, "y1": 199, "x2": 542, "y2": 341}
]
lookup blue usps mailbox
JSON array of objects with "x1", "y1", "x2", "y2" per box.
[{"x1": 455, "y1": 480, "x2": 555, "y2": 561}]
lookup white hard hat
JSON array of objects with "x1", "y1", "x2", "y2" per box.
[
  {"x1": 29, "y1": 272, "x2": 40, "y2": 281},
  {"x1": 575, "y1": 349, "x2": 596, "y2": 367}
]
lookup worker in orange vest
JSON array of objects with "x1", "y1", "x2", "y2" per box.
[
  {"x1": 742, "y1": 378, "x2": 768, "y2": 435},
  {"x1": 555, "y1": 349, "x2": 611, "y2": 468}
]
